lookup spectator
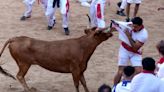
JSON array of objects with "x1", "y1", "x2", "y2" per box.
[
  {"x1": 45, "y1": 0, "x2": 70, "y2": 35},
  {"x1": 126, "y1": 0, "x2": 141, "y2": 22},
  {"x1": 156, "y1": 40, "x2": 164, "y2": 81},
  {"x1": 20, "y1": 0, "x2": 48, "y2": 21},
  {"x1": 98, "y1": 84, "x2": 111, "y2": 92},
  {"x1": 116, "y1": 0, "x2": 127, "y2": 16},
  {"x1": 112, "y1": 17, "x2": 148, "y2": 85},
  {"x1": 112, "y1": 66, "x2": 135, "y2": 92},
  {"x1": 130, "y1": 57, "x2": 164, "y2": 92},
  {"x1": 90, "y1": 0, "x2": 110, "y2": 29}
]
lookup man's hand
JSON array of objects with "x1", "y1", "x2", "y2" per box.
[{"x1": 125, "y1": 29, "x2": 131, "y2": 39}]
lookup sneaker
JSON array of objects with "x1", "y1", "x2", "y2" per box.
[
  {"x1": 20, "y1": 16, "x2": 31, "y2": 21},
  {"x1": 116, "y1": 11, "x2": 126, "y2": 16},
  {"x1": 81, "y1": 2, "x2": 90, "y2": 7},
  {"x1": 64, "y1": 27, "x2": 70, "y2": 35},
  {"x1": 47, "y1": 20, "x2": 56, "y2": 30},
  {"x1": 47, "y1": 26, "x2": 53, "y2": 30}
]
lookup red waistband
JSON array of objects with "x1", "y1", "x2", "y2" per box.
[{"x1": 121, "y1": 42, "x2": 141, "y2": 54}]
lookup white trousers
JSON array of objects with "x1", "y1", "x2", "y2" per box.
[
  {"x1": 120, "y1": 0, "x2": 127, "y2": 10},
  {"x1": 90, "y1": 0, "x2": 105, "y2": 28},
  {"x1": 45, "y1": 0, "x2": 69, "y2": 28},
  {"x1": 23, "y1": 0, "x2": 47, "y2": 17}
]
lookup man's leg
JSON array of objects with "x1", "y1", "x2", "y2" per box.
[
  {"x1": 133, "y1": 4, "x2": 140, "y2": 18},
  {"x1": 45, "y1": 0, "x2": 56, "y2": 30},
  {"x1": 61, "y1": 0, "x2": 70, "y2": 35},
  {"x1": 117, "y1": 0, "x2": 127, "y2": 16},
  {"x1": 90, "y1": 1, "x2": 97, "y2": 27},
  {"x1": 126, "y1": 3, "x2": 131, "y2": 22},
  {"x1": 21, "y1": 0, "x2": 35, "y2": 20},
  {"x1": 96, "y1": 2, "x2": 105, "y2": 28},
  {"x1": 113, "y1": 66, "x2": 125, "y2": 85}
]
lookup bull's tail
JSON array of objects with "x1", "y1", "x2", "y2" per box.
[{"x1": 0, "y1": 39, "x2": 16, "y2": 80}]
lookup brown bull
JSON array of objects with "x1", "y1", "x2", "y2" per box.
[{"x1": 0, "y1": 27, "x2": 113, "y2": 92}]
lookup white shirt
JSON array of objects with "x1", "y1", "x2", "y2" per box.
[
  {"x1": 131, "y1": 73, "x2": 164, "y2": 92},
  {"x1": 113, "y1": 80, "x2": 131, "y2": 92},
  {"x1": 157, "y1": 63, "x2": 164, "y2": 79}
]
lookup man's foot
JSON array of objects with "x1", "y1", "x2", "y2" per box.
[
  {"x1": 116, "y1": 10, "x2": 126, "y2": 16},
  {"x1": 126, "y1": 17, "x2": 130, "y2": 22},
  {"x1": 47, "y1": 26, "x2": 53, "y2": 30},
  {"x1": 64, "y1": 27, "x2": 70, "y2": 35},
  {"x1": 20, "y1": 16, "x2": 31, "y2": 21},
  {"x1": 47, "y1": 20, "x2": 56, "y2": 30},
  {"x1": 81, "y1": 2, "x2": 90, "y2": 7}
]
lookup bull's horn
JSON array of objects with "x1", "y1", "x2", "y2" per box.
[
  {"x1": 86, "y1": 14, "x2": 91, "y2": 28},
  {"x1": 97, "y1": 26, "x2": 111, "y2": 33}
]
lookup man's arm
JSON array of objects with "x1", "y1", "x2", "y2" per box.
[{"x1": 125, "y1": 30, "x2": 144, "y2": 52}]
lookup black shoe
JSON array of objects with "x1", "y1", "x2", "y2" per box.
[
  {"x1": 20, "y1": 16, "x2": 31, "y2": 21},
  {"x1": 47, "y1": 20, "x2": 56, "y2": 30},
  {"x1": 47, "y1": 26, "x2": 53, "y2": 30},
  {"x1": 126, "y1": 17, "x2": 130, "y2": 22},
  {"x1": 116, "y1": 11, "x2": 126, "y2": 16},
  {"x1": 64, "y1": 27, "x2": 70, "y2": 35}
]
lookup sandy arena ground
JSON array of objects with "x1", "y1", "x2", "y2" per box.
[{"x1": 0, "y1": 0, "x2": 163, "y2": 92}]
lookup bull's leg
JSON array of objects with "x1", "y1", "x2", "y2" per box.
[
  {"x1": 16, "y1": 63, "x2": 31, "y2": 92},
  {"x1": 80, "y1": 74, "x2": 89, "y2": 92},
  {"x1": 72, "y1": 71, "x2": 80, "y2": 92}
]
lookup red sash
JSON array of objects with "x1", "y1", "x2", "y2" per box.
[
  {"x1": 121, "y1": 42, "x2": 142, "y2": 54},
  {"x1": 97, "y1": 4, "x2": 102, "y2": 19}
]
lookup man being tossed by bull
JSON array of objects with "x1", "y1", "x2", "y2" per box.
[{"x1": 111, "y1": 17, "x2": 148, "y2": 85}]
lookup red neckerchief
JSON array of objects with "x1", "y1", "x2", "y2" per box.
[
  {"x1": 158, "y1": 57, "x2": 164, "y2": 64},
  {"x1": 142, "y1": 70, "x2": 155, "y2": 75}
]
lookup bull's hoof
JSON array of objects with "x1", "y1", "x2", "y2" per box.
[
  {"x1": 23, "y1": 87, "x2": 37, "y2": 92},
  {"x1": 29, "y1": 87, "x2": 37, "y2": 92}
]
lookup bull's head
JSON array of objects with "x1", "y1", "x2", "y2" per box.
[{"x1": 84, "y1": 26, "x2": 113, "y2": 42}]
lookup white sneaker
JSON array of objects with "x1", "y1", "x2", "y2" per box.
[{"x1": 81, "y1": 2, "x2": 90, "y2": 7}]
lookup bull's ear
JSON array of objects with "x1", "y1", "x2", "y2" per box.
[
  {"x1": 91, "y1": 27, "x2": 97, "y2": 31},
  {"x1": 84, "y1": 28, "x2": 91, "y2": 34}
]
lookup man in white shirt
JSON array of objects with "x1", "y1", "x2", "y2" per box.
[
  {"x1": 112, "y1": 66, "x2": 135, "y2": 92},
  {"x1": 156, "y1": 40, "x2": 164, "y2": 81},
  {"x1": 131, "y1": 57, "x2": 164, "y2": 92},
  {"x1": 113, "y1": 17, "x2": 148, "y2": 85}
]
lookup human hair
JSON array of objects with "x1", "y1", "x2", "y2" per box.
[
  {"x1": 156, "y1": 40, "x2": 164, "y2": 56},
  {"x1": 131, "y1": 17, "x2": 143, "y2": 26},
  {"x1": 124, "y1": 66, "x2": 135, "y2": 77},
  {"x1": 98, "y1": 84, "x2": 111, "y2": 92},
  {"x1": 142, "y1": 57, "x2": 156, "y2": 71}
]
